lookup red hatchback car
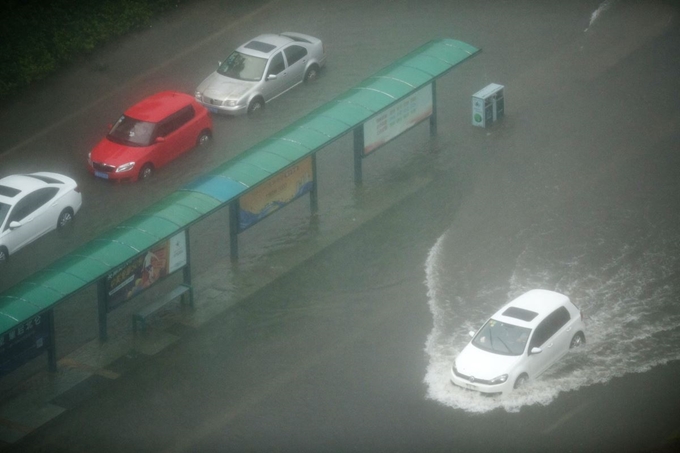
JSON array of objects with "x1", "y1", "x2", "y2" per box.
[{"x1": 88, "y1": 91, "x2": 213, "y2": 182}]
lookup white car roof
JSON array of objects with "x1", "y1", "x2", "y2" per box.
[
  {"x1": 491, "y1": 289, "x2": 572, "y2": 328},
  {"x1": 0, "y1": 172, "x2": 74, "y2": 204}
]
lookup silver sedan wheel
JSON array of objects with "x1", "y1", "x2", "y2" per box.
[
  {"x1": 304, "y1": 65, "x2": 319, "y2": 83},
  {"x1": 247, "y1": 98, "x2": 264, "y2": 117}
]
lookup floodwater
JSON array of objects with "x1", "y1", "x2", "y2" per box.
[
  {"x1": 423, "y1": 1, "x2": 680, "y2": 413},
  {"x1": 2, "y1": 0, "x2": 680, "y2": 451},
  {"x1": 422, "y1": 0, "x2": 680, "y2": 415}
]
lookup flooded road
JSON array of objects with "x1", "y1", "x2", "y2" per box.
[{"x1": 2, "y1": 0, "x2": 680, "y2": 451}]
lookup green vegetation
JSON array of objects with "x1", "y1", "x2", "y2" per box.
[{"x1": 0, "y1": 0, "x2": 191, "y2": 102}]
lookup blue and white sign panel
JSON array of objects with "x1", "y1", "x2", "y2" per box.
[{"x1": 0, "y1": 312, "x2": 51, "y2": 377}]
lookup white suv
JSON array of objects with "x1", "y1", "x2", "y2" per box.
[{"x1": 451, "y1": 289, "x2": 586, "y2": 395}]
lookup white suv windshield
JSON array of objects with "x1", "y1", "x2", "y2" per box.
[
  {"x1": 472, "y1": 319, "x2": 531, "y2": 356},
  {"x1": 217, "y1": 51, "x2": 267, "y2": 81}
]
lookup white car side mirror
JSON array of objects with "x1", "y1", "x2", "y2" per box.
[
  {"x1": 9, "y1": 221, "x2": 21, "y2": 230},
  {"x1": 530, "y1": 347, "x2": 542, "y2": 355},
  {"x1": 267, "y1": 74, "x2": 277, "y2": 81}
]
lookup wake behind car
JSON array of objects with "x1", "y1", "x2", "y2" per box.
[
  {"x1": 0, "y1": 173, "x2": 82, "y2": 263},
  {"x1": 451, "y1": 289, "x2": 586, "y2": 395},
  {"x1": 88, "y1": 91, "x2": 212, "y2": 182},
  {"x1": 195, "y1": 32, "x2": 326, "y2": 116}
]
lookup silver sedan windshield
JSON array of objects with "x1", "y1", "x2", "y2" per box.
[
  {"x1": 472, "y1": 319, "x2": 531, "y2": 356},
  {"x1": 217, "y1": 51, "x2": 267, "y2": 82}
]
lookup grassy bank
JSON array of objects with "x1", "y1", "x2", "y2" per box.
[{"x1": 0, "y1": 0, "x2": 193, "y2": 102}]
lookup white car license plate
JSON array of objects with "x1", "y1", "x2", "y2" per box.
[{"x1": 95, "y1": 171, "x2": 109, "y2": 179}]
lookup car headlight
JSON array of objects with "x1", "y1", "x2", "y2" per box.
[
  {"x1": 489, "y1": 374, "x2": 508, "y2": 385},
  {"x1": 116, "y1": 162, "x2": 136, "y2": 173},
  {"x1": 224, "y1": 99, "x2": 239, "y2": 107},
  {"x1": 88, "y1": 152, "x2": 92, "y2": 165},
  {"x1": 194, "y1": 91, "x2": 203, "y2": 101}
]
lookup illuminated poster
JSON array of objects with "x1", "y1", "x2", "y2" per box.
[
  {"x1": 363, "y1": 84, "x2": 433, "y2": 155},
  {"x1": 105, "y1": 231, "x2": 187, "y2": 310},
  {"x1": 239, "y1": 157, "x2": 314, "y2": 231}
]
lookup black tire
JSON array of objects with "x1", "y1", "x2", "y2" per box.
[
  {"x1": 139, "y1": 163, "x2": 153, "y2": 181},
  {"x1": 57, "y1": 208, "x2": 74, "y2": 229},
  {"x1": 197, "y1": 129, "x2": 211, "y2": 147},
  {"x1": 514, "y1": 374, "x2": 528, "y2": 390},
  {"x1": 570, "y1": 332, "x2": 586, "y2": 349},
  {"x1": 0, "y1": 246, "x2": 8, "y2": 264},
  {"x1": 304, "y1": 64, "x2": 319, "y2": 83},
  {"x1": 247, "y1": 98, "x2": 264, "y2": 117}
]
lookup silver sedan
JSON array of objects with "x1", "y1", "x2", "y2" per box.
[{"x1": 195, "y1": 32, "x2": 326, "y2": 116}]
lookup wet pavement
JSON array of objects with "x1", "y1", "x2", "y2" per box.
[{"x1": 1, "y1": 0, "x2": 680, "y2": 451}]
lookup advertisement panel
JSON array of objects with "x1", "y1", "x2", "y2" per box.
[
  {"x1": 0, "y1": 312, "x2": 51, "y2": 377},
  {"x1": 363, "y1": 84, "x2": 433, "y2": 155},
  {"x1": 239, "y1": 157, "x2": 314, "y2": 231},
  {"x1": 105, "y1": 231, "x2": 187, "y2": 311}
]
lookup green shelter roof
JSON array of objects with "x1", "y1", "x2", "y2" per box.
[{"x1": 0, "y1": 38, "x2": 479, "y2": 335}]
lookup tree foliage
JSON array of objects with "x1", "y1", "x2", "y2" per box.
[{"x1": 0, "y1": 0, "x2": 187, "y2": 101}]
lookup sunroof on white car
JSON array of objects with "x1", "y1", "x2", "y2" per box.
[{"x1": 502, "y1": 307, "x2": 538, "y2": 321}]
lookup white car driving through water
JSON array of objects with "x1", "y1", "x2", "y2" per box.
[{"x1": 451, "y1": 289, "x2": 586, "y2": 395}]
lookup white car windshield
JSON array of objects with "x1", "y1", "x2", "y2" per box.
[
  {"x1": 472, "y1": 319, "x2": 532, "y2": 356},
  {"x1": 217, "y1": 51, "x2": 267, "y2": 81}
]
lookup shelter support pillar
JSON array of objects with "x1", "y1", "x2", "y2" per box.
[
  {"x1": 47, "y1": 309, "x2": 57, "y2": 372},
  {"x1": 183, "y1": 229, "x2": 193, "y2": 305},
  {"x1": 353, "y1": 126, "x2": 364, "y2": 186},
  {"x1": 310, "y1": 154, "x2": 319, "y2": 214},
  {"x1": 430, "y1": 80, "x2": 438, "y2": 136},
  {"x1": 229, "y1": 200, "x2": 240, "y2": 263},
  {"x1": 97, "y1": 279, "x2": 108, "y2": 342}
]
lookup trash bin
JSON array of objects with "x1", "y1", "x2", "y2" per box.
[{"x1": 472, "y1": 83, "x2": 504, "y2": 127}]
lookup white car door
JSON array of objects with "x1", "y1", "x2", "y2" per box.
[
  {"x1": 525, "y1": 307, "x2": 572, "y2": 378},
  {"x1": 5, "y1": 188, "x2": 58, "y2": 253}
]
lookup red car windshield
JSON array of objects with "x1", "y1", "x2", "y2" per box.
[{"x1": 107, "y1": 115, "x2": 156, "y2": 147}]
